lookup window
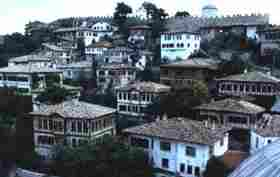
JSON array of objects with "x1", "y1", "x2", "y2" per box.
[
  {"x1": 256, "y1": 137, "x2": 259, "y2": 148},
  {"x1": 187, "y1": 165, "x2": 192, "y2": 175},
  {"x1": 71, "y1": 121, "x2": 76, "y2": 132},
  {"x1": 49, "y1": 120, "x2": 53, "y2": 130},
  {"x1": 43, "y1": 120, "x2": 48, "y2": 129},
  {"x1": 220, "y1": 138, "x2": 224, "y2": 146},
  {"x1": 268, "y1": 139, "x2": 272, "y2": 144},
  {"x1": 161, "y1": 158, "x2": 169, "y2": 168},
  {"x1": 119, "y1": 105, "x2": 126, "y2": 111},
  {"x1": 83, "y1": 121, "x2": 88, "y2": 133},
  {"x1": 131, "y1": 137, "x2": 149, "y2": 149},
  {"x1": 180, "y1": 163, "x2": 185, "y2": 173},
  {"x1": 38, "y1": 119, "x2": 43, "y2": 129},
  {"x1": 160, "y1": 142, "x2": 171, "y2": 152},
  {"x1": 72, "y1": 138, "x2": 77, "y2": 147},
  {"x1": 195, "y1": 167, "x2": 200, "y2": 177},
  {"x1": 186, "y1": 146, "x2": 196, "y2": 157},
  {"x1": 58, "y1": 122, "x2": 63, "y2": 131},
  {"x1": 78, "y1": 121, "x2": 82, "y2": 133}
]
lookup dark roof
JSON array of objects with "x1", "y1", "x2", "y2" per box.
[
  {"x1": 129, "y1": 25, "x2": 151, "y2": 30},
  {"x1": 165, "y1": 14, "x2": 269, "y2": 33},
  {"x1": 30, "y1": 100, "x2": 116, "y2": 119},
  {"x1": 216, "y1": 71, "x2": 280, "y2": 83},
  {"x1": 161, "y1": 58, "x2": 219, "y2": 70},
  {"x1": 116, "y1": 81, "x2": 171, "y2": 93},
  {"x1": 124, "y1": 118, "x2": 231, "y2": 145},
  {"x1": 99, "y1": 63, "x2": 137, "y2": 70},
  {"x1": 86, "y1": 41, "x2": 113, "y2": 48},
  {"x1": 194, "y1": 99, "x2": 265, "y2": 114}
]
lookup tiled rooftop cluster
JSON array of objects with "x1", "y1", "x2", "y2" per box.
[
  {"x1": 117, "y1": 81, "x2": 171, "y2": 93},
  {"x1": 30, "y1": 100, "x2": 116, "y2": 119},
  {"x1": 0, "y1": 64, "x2": 62, "y2": 74},
  {"x1": 124, "y1": 118, "x2": 231, "y2": 145},
  {"x1": 165, "y1": 14, "x2": 269, "y2": 33},
  {"x1": 216, "y1": 71, "x2": 280, "y2": 83},
  {"x1": 194, "y1": 98, "x2": 266, "y2": 114},
  {"x1": 161, "y1": 58, "x2": 219, "y2": 70}
]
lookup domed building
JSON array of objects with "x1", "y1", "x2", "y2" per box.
[
  {"x1": 202, "y1": 4, "x2": 219, "y2": 18},
  {"x1": 229, "y1": 140, "x2": 280, "y2": 177}
]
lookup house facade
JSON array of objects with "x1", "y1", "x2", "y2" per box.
[
  {"x1": 42, "y1": 43, "x2": 72, "y2": 64},
  {"x1": 194, "y1": 98, "x2": 266, "y2": 127},
  {"x1": 56, "y1": 61, "x2": 92, "y2": 80},
  {"x1": 0, "y1": 64, "x2": 63, "y2": 93},
  {"x1": 8, "y1": 54, "x2": 52, "y2": 68},
  {"x1": 124, "y1": 118, "x2": 230, "y2": 177},
  {"x1": 102, "y1": 47, "x2": 134, "y2": 63},
  {"x1": 128, "y1": 25, "x2": 152, "y2": 49},
  {"x1": 85, "y1": 41, "x2": 113, "y2": 61},
  {"x1": 161, "y1": 31, "x2": 201, "y2": 61},
  {"x1": 160, "y1": 58, "x2": 218, "y2": 89},
  {"x1": 215, "y1": 71, "x2": 280, "y2": 97},
  {"x1": 29, "y1": 100, "x2": 116, "y2": 158},
  {"x1": 96, "y1": 64, "x2": 137, "y2": 93},
  {"x1": 116, "y1": 81, "x2": 170, "y2": 118}
]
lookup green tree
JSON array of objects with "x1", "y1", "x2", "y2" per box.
[
  {"x1": 218, "y1": 54, "x2": 251, "y2": 77},
  {"x1": 175, "y1": 11, "x2": 190, "y2": 17},
  {"x1": 204, "y1": 157, "x2": 231, "y2": 177},
  {"x1": 157, "y1": 80, "x2": 209, "y2": 117},
  {"x1": 77, "y1": 38, "x2": 86, "y2": 60},
  {"x1": 35, "y1": 85, "x2": 75, "y2": 104},
  {"x1": 51, "y1": 136, "x2": 153, "y2": 177},
  {"x1": 113, "y1": 2, "x2": 133, "y2": 38}
]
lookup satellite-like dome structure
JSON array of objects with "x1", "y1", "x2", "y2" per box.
[
  {"x1": 202, "y1": 4, "x2": 219, "y2": 18},
  {"x1": 229, "y1": 140, "x2": 280, "y2": 177}
]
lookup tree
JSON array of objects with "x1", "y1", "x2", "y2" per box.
[
  {"x1": 175, "y1": 11, "x2": 190, "y2": 17},
  {"x1": 204, "y1": 157, "x2": 231, "y2": 177},
  {"x1": 35, "y1": 85, "x2": 75, "y2": 104},
  {"x1": 77, "y1": 38, "x2": 86, "y2": 61},
  {"x1": 91, "y1": 57, "x2": 98, "y2": 88},
  {"x1": 150, "y1": 80, "x2": 209, "y2": 117},
  {"x1": 113, "y1": 2, "x2": 133, "y2": 38},
  {"x1": 50, "y1": 136, "x2": 153, "y2": 177},
  {"x1": 218, "y1": 54, "x2": 251, "y2": 77},
  {"x1": 141, "y1": 2, "x2": 168, "y2": 39}
]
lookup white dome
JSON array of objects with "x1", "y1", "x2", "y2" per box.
[
  {"x1": 202, "y1": 4, "x2": 218, "y2": 10},
  {"x1": 229, "y1": 140, "x2": 280, "y2": 177}
]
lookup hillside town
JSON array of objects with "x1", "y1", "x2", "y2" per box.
[{"x1": 1, "y1": 1, "x2": 280, "y2": 177}]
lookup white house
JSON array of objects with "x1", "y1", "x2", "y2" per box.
[
  {"x1": 54, "y1": 22, "x2": 113, "y2": 47},
  {"x1": 29, "y1": 100, "x2": 116, "y2": 158},
  {"x1": 56, "y1": 61, "x2": 92, "y2": 80},
  {"x1": 85, "y1": 41, "x2": 113, "y2": 61},
  {"x1": 8, "y1": 54, "x2": 52, "y2": 68},
  {"x1": 103, "y1": 47, "x2": 134, "y2": 63},
  {"x1": 116, "y1": 81, "x2": 170, "y2": 118},
  {"x1": 42, "y1": 43, "x2": 72, "y2": 64},
  {"x1": 124, "y1": 118, "x2": 230, "y2": 177},
  {"x1": 0, "y1": 64, "x2": 63, "y2": 93},
  {"x1": 161, "y1": 31, "x2": 201, "y2": 62},
  {"x1": 96, "y1": 63, "x2": 137, "y2": 93}
]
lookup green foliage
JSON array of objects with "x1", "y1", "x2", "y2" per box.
[
  {"x1": 148, "y1": 80, "x2": 209, "y2": 117},
  {"x1": 77, "y1": 38, "x2": 86, "y2": 60},
  {"x1": 51, "y1": 136, "x2": 153, "y2": 177},
  {"x1": 204, "y1": 157, "x2": 231, "y2": 177},
  {"x1": 36, "y1": 85, "x2": 75, "y2": 104},
  {"x1": 113, "y1": 2, "x2": 133, "y2": 38},
  {"x1": 175, "y1": 11, "x2": 190, "y2": 17},
  {"x1": 218, "y1": 54, "x2": 251, "y2": 77},
  {"x1": 45, "y1": 74, "x2": 61, "y2": 87},
  {"x1": 141, "y1": 2, "x2": 168, "y2": 39}
]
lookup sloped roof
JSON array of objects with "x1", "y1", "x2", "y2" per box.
[
  {"x1": 30, "y1": 100, "x2": 116, "y2": 119},
  {"x1": 9, "y1": 54, "x2": 52, "y2": 63},
  {"x1": 165, "y1": 14, "x2": 269, "y2": 33},
  {"x1": 42, "y1": 43, "x2": 67, "y2": 52},
  {"x1": 229, "y1": 140, "x2": 280, "y2": 177},
  {"x1": 86, "y1": 41, "x2": 113, "y2": 48},
  {"x1": 216, "y1": 71, "x2": 280, "y2": 83},
  {"x1": 116, "y1": 81, "x2": 171, "y2": 93},
  {"x1": 194, "y1": 99, "x2": 265, "y2": 114},
  {"x1": 56, "y1": 61, "x2": 92, "y2": 69},
  {"x1": 124, "y1": 118, "x2": 231, "y2": 145},
  {"x1": 99, "y1": 63, "x2": 137, "y2": 70},
  {"x1": 161, "y1": 58, "x2": 219, "y2": 70},
  {"x1": 0, "y1": 64, "x2": 62, "y2": 74}
]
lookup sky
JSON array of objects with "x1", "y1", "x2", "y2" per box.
[{"x1": 0, "y1": 0, "x2": 279, "y2": 35}]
